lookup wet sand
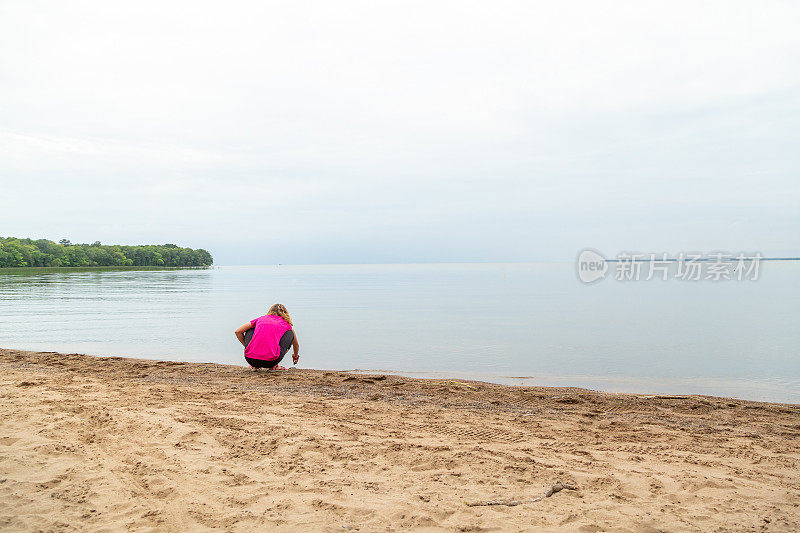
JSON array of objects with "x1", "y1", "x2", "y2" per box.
[{"x1": 1, "y1": 348, "x2": 799, "y2": 531}]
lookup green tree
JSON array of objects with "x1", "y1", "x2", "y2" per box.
[{"x1": 0, "y1": 237, "x2": 213, "y2": 268}]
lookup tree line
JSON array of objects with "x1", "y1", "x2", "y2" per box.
[{"x1": 0, "y1": 237, "x2": 213, "y2": 268}]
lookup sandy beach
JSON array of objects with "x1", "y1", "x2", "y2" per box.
[{"x1": 1, "y1": 348, "x2": 798, "y2": 531}]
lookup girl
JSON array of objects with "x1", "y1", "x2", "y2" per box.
[{"x1": 235, "y1": 303, "x2": 299, "y2": 370}]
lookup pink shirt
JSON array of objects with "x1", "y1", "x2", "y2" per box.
[{"x1": 245, "y1": 315, "x2": 293, "y2": 360}]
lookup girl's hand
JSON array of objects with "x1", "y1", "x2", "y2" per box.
[{"x1": 292, "y1": 353, "x2": 300, "y2": 365}]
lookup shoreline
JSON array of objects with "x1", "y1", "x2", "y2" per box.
[
  {"x1": 5, "y1": 344, "x2": 798, "y2": 405},
  {"x1": 347, "y1": 368, "x2": 800, "y2": 406},
  {"x1": 2, "y1": 348, "x2": 799, "y2": 531}
]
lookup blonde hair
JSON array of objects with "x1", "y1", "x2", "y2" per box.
[{"x1": 267, "y1": 303, "x2": 293, "y2": 326}]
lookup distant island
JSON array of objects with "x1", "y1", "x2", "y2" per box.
[{"x1": 0, "y1": 237, "x2": 213, "y2": 268}]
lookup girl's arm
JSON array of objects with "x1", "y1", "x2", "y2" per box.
[
  {"x1": 292, "y1": 331, "x2": 300, "y2": 364},
  {"x1": 234, "y1": 322, "x2": 253, "y2": 347}
]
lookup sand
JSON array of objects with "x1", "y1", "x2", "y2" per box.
[{"x1": 1, "y1": 348, "x2": 798, "y2": 532}]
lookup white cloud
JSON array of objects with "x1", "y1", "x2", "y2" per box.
[{"x1": 1, "y1": 0, "x2": 799, "y2": 262}]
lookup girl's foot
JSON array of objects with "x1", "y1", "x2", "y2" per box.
[
  {"x1": 250, "y1": 366, "x2": 260, "y2": 372},
  {"x1": 270, "y1": 365, "x2": 287, "y2": 371}
]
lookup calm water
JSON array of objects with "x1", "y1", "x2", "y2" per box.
[{"x1": 1, "y1": 263, "x2": 798, "y2": 403}]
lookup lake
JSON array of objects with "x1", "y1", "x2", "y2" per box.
[{"x1": 1, "y1": 263, "x2": 798, "y2": 403}]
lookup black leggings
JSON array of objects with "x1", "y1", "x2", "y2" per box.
[{"x1": 243, "y1": 328, "x2": 294, "y2": 368}]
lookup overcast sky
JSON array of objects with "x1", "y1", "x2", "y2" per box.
[{"x1": 1, "y1": 1, "x2": 798, "y2": 264}]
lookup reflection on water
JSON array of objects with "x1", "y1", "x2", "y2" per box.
[{"x1": 1, "y1": 263, "x2": 798, "y2": 403}]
